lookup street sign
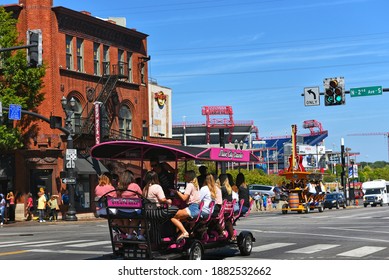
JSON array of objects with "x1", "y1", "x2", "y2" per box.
[
  {"x1": 61, "y1": 178, "x2": 76, "y2": 184},
  {"x1": 65, "y1": 148, "x2": 77, "y2": 169},
  {"x1": 350, "y1": 86, "x2": 382, "y2": 97},
  {"x1": 9, "y1": 104, "x2": 21, "y2": 120},
  {"x1": 304, "y1": 87, "x2": 320, "y2": 106}
]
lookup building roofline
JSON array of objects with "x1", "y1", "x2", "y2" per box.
[
  {"x1": 52, "y1": 6, "x2": 148, "y2": 39},
  {"x1": 2, "y1": 4, "x2": 23, "y2": 18}
]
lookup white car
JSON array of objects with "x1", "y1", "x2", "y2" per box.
[{"x1": 248, "y1": 184, "x2": 276, "y2": 198}]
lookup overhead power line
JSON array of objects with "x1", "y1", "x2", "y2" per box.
[{"x1": 156, "y1": 60, "x2": 389, "y2": 78}]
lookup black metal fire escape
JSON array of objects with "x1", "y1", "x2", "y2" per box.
[{"x1": 79, "y1": 63, "x2": 127, "y2": 137}]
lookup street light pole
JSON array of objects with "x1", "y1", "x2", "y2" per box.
[
  {"x1": 61, "y1": 96, "x2": 78, "y2": 221},
  {"x1": 340, "y1": 138, "x2": 346, "y2": 206}
]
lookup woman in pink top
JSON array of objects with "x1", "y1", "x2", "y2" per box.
[
  {"x1": 6, "y1": 191, "x2": 15, "y2": 222},
  {"x1": 116, "y1": 170, "x2": 143, "y2": 239},
  {"x1": 170, "y1": 170, "x2": 201, "y2": 241},
  {"x1": 94, "y1": 174, "x2": 116, "y2": 216},
  {"x1": 142, "y1": 171, "x2": 172, "y2": 206}
]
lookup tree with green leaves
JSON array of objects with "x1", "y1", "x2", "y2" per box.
[{"x1": 0, "y1": 7, "x2": 45, "y2": 150}]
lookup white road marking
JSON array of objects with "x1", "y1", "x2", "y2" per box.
[
  {"x1": 0, "y1": 240, "x2": 59, "y2": 248},
  {"x1": 320, "y1": 227, "x2": 389, "y2": 234},
  {"x1": 287, "y1": 244, "x2": 339, "y2": 254},
  {"x1": 66, "y1": 240, "x2": 111, "y2": 247},
  {"x1": 28, "y1": 240, "x2": 91, "y2": 247},
  {"x1": 337, "y1": 246, "x2": 386, "y2": 257},
  {"x1": 252, "y1": 243, "x2": 295, "y2": 252},
  {"x1": 28, "y1": 248, "x2": 111, "y2": 255}
]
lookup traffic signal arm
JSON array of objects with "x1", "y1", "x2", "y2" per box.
[{"x1": 1, "y1": 107, "x2": 70, "y2": 135}]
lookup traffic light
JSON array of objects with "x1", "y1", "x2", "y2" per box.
[
  {"x1": 27, "y1": 29, "x2": 42, "y2": 67},
  {"x1": 324, "y1": 77, "x2": 345, "y2": 106},
  {"x1": 50, "y1": 116, "x2": 62, "y2": 129}
]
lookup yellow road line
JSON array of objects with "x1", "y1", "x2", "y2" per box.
[{"x1": 0, "y1": 250, "x2": 29, "y2": 257}]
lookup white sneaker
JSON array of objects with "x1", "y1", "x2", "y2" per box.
[
  {"x1": 39, "y1": 220, "x2": 43, "y2": 223},
  {"x1": 0, "y1": 222, "x2": 3, "y2": 225},
  {"x1": 42, "y1": 220, "x2": 46, "y2": 222}
]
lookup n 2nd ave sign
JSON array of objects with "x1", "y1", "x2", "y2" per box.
[{"x1": 350, "y1": 86, "x2": 382, "y2": 97}]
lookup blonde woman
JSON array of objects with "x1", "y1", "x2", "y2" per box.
[
  {"x1": 219, "y1": 174, "x2": 233, "y2": 201},
  {"x1": 170, "y1": 170, "x2": 201, "y2": 241},
  {"x1": 200, "y1": 174, "x2": 218, "y2": 218}
]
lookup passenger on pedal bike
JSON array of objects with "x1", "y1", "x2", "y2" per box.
[
  {"x1": 116, "y1": 170, "x2": 143, "y2": 239},
  {"x1": 236, "y1": 173, "x2": 250, "y2": 215},
  {"x1": 170, "y1": 170, "x2": 200, "y2": 241},
  {"x1": 200, "y1": 174, "x2": 218, "y2": 218},
  {"x1": 95, "y1": 174, "x2": 116, "y2": 217}
]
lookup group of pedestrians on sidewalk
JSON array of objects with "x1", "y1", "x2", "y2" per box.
[
  {"x1": 0, "y1": 191, "x2": 15, "y2": 226},
  {"x1": 252, "y1": 192, "x2": 279, "y2": 211}
]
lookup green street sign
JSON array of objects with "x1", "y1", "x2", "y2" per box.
[{"x1": 350, "y1": 86, "x2": 382, "y2": 97}]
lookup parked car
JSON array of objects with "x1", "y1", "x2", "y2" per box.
[
  {"x1": 324, "y1": 192, "x2": 347, "y2": 209},
  {"x1": 248, "y1": 184, "x2": 275, "y2": 198}
]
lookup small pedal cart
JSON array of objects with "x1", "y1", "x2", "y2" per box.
[
  {"x1": 280, "y1": 125, "x2": 326, "y2": 214},
  {"x1": 91, "y1": 140, "x2": 257, "y2": 260},
  {"x1": 280, "y1": 171, "x2": 326, "y2": 214}
]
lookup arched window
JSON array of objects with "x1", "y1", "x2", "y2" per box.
[
  {"x1": 71, "y1": 98, "x2": 82, "y2": 134},
  {"x1": 119, "y1": 105, "x2": 132, "y2": 138}
]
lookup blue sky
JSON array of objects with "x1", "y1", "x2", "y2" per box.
[{"x1": 5, "y1": 0, "x2": 389, "y2": 162}]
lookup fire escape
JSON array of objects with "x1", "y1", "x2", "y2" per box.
[{"x1": 79, "y1": 63, "x2": 128, "y2": 138}]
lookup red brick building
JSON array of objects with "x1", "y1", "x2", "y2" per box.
[{"x1": 1, "y1": 0, "x2": 178, "y2": 217}]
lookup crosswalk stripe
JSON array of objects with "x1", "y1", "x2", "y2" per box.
[
  {"x1": 252, "y1": 243, "x2": 295, "y2": 252},
  {"x1": 287, "y1": 244, "x2": 339, "y2": 254},
  {"x1": 66, "y1": 241, "x2": 111, "y2": 247},
  {"x1": 28, "y1": 240, "x2": 91, "y2": 247},
  {"x1": 0, "y1": 241, "x2": 24, "y2": 245},
  {"x1": 28, "y1": 248, "x2": 111, "y2": 255},
  {"x1": 337, "y1": 246, "x2": 386, "y2": 257},
  {"x1": 0, "y1": 240, "x2": 59, "y2": 248}
]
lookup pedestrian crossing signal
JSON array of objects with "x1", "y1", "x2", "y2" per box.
[
  {"x1": 324, "y1": 77, "x2": 345, "y2": 106},
  {"x1": 27, "y1": 29, "x2": 42, "y2": 67}
]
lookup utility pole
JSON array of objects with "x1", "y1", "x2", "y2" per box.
[{"x1": 340, "y1": 138, "x2": 347, "y2": 206}]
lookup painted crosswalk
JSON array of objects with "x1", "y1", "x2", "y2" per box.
[
  {"x1": 286, "y1": 244, "x2": 339, "y2": 254},
  {"x1": 336, "y1": 246, "x2": 386, "y2": 257},
  {"x1": 1, "y1": 239, "x2": 388, "y2": 259}
]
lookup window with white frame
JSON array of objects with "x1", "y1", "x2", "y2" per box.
[
  {"x1": 102, "y1": 45, "x2": 110, "y2": 75},
  {"x1": 76, "y1": 38, "x2": 84, "y2": 72},
  {"x1": 118, "y1": 49, "x2": 124, "y2": 76},
  {"x1": 93, "y1": 43, "x2": 100, "y2": 75},
  {"x1": 127, "y1": 51, "x2": 133, "y2": 83},
  {"x1": 66, "y1": 35, "x2": 73, "y2": 70},
  {"x1": 118, "y1": 105, "x2": 132, "y2": 138}
]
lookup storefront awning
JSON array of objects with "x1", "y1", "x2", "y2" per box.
[{"x1": 75, "y1": 156, "x2": 108, "y2": 175}]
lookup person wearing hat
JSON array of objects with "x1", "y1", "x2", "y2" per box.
[
  {"x1": 197, "y1": 165, "x2": 207, "y2": 188},
  {"x1": 37, "y1": 191, "x2": 47, "y2": 223}
]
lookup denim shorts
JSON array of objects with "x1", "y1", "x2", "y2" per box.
[{"x1": 186, "y1": 203, "x2": 200, "y2": 219}]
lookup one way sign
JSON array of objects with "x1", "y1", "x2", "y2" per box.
[
  {"x1": 304, "y1": 87, "x2": 320, "y2": 106},
  {"x1": 62, "y1": 178, "x2": 76, "y2": 184}
]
